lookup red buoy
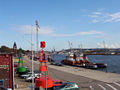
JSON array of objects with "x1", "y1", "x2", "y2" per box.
[{"x1": 35, "y1": 41, "x2": 53, "y2": 89}]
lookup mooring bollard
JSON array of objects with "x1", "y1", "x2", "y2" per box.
[{"x1": 15, "y1": 84, "x2": 18, "y2": 88}]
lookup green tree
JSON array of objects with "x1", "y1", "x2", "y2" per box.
[{"x1": 0, "y1": 45, "x2": 12, "y2": 53}]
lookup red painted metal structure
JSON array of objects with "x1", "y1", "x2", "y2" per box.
[{"x1": 35, "y1": 41, "x2": 53, "y2": 89}]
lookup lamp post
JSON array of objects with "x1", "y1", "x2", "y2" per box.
[{"x1": 31, "y1": 25, "x2": 34, "y2": 90}]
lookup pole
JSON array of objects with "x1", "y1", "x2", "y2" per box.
[
  {"x1": 81, "y1": 44, "x2": 83, "y2": 53},
  {"x1": 45, "y1": 52, "x2": 47, "y2": 90},
  {"x1": 45, "y1": 63, "x2": 47, "y2": 90},
  {"x1": 68, "y1": 41, "x2": 71, "y2": 52},
  {"x1": 13, "y1": 56, "x2": 14, "y2": 90},
  {"x1": 36, "y1": 20, "x2": 39, "y2": 57},
  {"x1": 31, "y1": 25, "x2": 34, "y2": 90}
]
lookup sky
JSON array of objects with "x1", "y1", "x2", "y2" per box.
[{"x1": 1, "y1": 0, "x2": 120, "y2": 51}]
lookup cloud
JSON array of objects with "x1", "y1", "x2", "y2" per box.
[
  {"x1": 44, "y1": 30, "x2": 102, "y2": 37},
  {"x1": 97, "y1": 42, "x2": 109, "y2": 48},
  {"x1": 92, "y1": 19, "x2": 99, "y2": 23},
  {"x1": 109, "y1": 43, "x2": 120, "y2": 48},
  {"x1": 16, "y1": 25, "x2": 54, "y2": 35},
  {"x1": 106, "y1": 12, "x2": 120, "y2": 22},
  {"x1": 39, "y1": 27, "x2": 54, "y2": 35},
  {"x1": 18, "y1": 25, "x2": 33, "y2": 34},
  {"x1": 92, "y1": 11, "x2": 102, "y2": 15},
  {"x1": 111, "y1": 43, "x2": 120, "y2": 48},
  {"x1": 88, "y1": 11, "x2": 120, "y2": 23},
  {"x1": 81, "y1": 9, "x2": 87, "y2": 12},
  {"x1": 75, "y1": 30, "x2": 102, "y2": 36},
  {"x1": 97, "y1": 42, "x2": 102, "y2": 48},
  {"x1": 16, "y1": 25, "x2": 103, "y2": 37},
  {"x1": 97, "y1": 42, "x2": 120, "y2": 48}
]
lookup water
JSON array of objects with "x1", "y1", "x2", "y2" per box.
[
  {"x1": 87, "y1": 55, "x2": 120, "y2": 74},
  {"x1": 51, "y1": 54, "x2": 66, "y2": 64},
  {"x1": 51, "y1": 54, "x2": 120, "y2": 74}
]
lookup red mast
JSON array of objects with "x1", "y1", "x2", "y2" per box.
[{"x1": 35, "y1": 41, "x2": 53, "y2": 89}]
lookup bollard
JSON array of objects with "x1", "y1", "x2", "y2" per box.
[{"x1": 15, "y1": 84, "x2": 18, "y2": 88}]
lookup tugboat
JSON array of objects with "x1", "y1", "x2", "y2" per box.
[
  {"x1": 61, "y1": 52, "x2": 107, "y2": 69},
  {"x1": 61, "y1": 52, "x2": 98, "y2": 69},
  {"x1": 61, "y1": 52, "x2": 76, "y2": 66},
  {"x1": 82, "y1": 54, "x2": 107, "y2": 68}
]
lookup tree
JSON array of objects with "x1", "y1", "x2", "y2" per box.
[{"x1": 0, "y1": 45, "x2": 12, "y2": 53}]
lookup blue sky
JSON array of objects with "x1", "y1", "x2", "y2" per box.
[{"x1": 1, "y1": 0, "x2": 120, "y2": 51}]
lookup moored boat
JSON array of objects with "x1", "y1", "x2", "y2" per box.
[
  {"x1": 93, "y1": 63, "x2": 107, "y2": 68},
  {"x1": 61, "y1": 52, "x2": 107, "y2": 69},
  {"x1": 82, "y1": 54, "x2": 107, "y2": 68},
  {"x1": 61, "y1": 52, "x2": 98, "y2": 69}
]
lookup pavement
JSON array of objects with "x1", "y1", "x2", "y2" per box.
[{"x1": 48, "y1": 64, "x2": 120, "y2": 83}]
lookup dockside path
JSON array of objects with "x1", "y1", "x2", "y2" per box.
[{"x1": 48, "y1": 64, "x2": 120, "y2": 83}]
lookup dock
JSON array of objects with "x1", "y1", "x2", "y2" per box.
[{"x1": 16, "y1": 56, "x2": 120, "y2": 90}]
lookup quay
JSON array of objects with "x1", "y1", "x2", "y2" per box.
[{"x1": 15, "y1": 56, "x2": 120, "y2": 90}]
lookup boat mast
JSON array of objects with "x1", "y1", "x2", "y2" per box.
[
  {"x1": 78, "y1": 44, "x2": 83, "y2": 54},
  {"x1": 103, "y1": 40, "x2": 106, "y2": 49},
  {"x1": 68, "y1": 41, "x2": 72, "y2": 53},
  {"x1": 103, "y1": 40, "x2": 108, "y2": 54}
]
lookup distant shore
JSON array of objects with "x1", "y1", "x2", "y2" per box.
[{"x1": 85, "y1": 53, "x2": 120, "y2": 55}]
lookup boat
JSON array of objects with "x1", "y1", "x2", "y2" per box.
[
  {"x1": 61, "y1": 52, "x2": 98, "y2": 69},
  {"x1": 82, "y1": 54, "x2": 107, "y2": 68},
  {"x1": 61, "y1": 52, "x2": 107, "y2": 69},
  {"x1": 93, "y1": 63, "x2": 107, "y2": 68},
  {"x1": 82, "y1": 63, "x2": 98, "y2": 69}
]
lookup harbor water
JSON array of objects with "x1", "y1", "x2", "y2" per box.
[{"x1": 51, "y1": 54, "x2": 120, "y2": 74}]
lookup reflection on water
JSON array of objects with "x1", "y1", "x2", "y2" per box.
[{"x1": 51, "y1": 54, "x2": 120, "y2": 74}]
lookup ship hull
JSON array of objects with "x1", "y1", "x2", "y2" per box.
[{"x1": 61, "y1": 60, "x2": 98, "y2": 69}]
